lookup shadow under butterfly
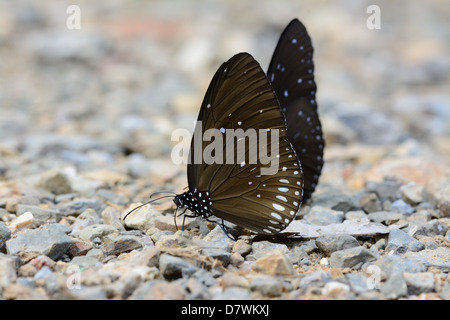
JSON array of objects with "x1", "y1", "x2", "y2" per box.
[{"x1": 125, "y1": 19, "x2": 324, "y2": 240}]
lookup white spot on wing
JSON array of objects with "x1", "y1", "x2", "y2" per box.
[
  {"x1": 276, "y1": 195, "x2": 288, "y2": 202},
  {"x1": 272, "y1": 203, "x2": 285, "y2": 211},
  {"x1": 271, "y1": 212, "x2": 282, "y2": 220}
]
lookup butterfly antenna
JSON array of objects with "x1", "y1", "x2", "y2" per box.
[
  {"x1": 149, "y1": 190, "x2": 177, "y2": 197},
  {"x1": 123, "y1": 194, "x2": 175, "y2": 221}
]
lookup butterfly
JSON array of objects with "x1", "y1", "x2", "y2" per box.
[
  {"x1": 125, "y1": 19, "x2": 323, "y2": 238},
  {"x1": 172, "y1": 19, "x2": 323, "y2": 237}
]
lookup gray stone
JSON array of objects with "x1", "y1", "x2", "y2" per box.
[
  {"x1": 190, "y1": 268, "x2": 217, "y2": 287},
  {"x1": 345, "y1": 210, "x2": 368, "y2": 220},
  {"x1": 375, "y1": 254, "x2": 427, "y2": 277},
  {"x1": 441, "y1": 282, "x2": 450, "y2": 300},
  {"x1": 232, "y1": 239, "x2": 252, "y2": 256},
  {"x1": 416, "y1": 220, "x2": 448, "y2": 237},
  {"x1": 329, "y1": 246, "x2": 378, "y2": 269},
  {"x1": 401, "y1": 184, "x2": 425, "y2": 205},
  {"x1": 0, "y1": 254, "x2": 20, "y2": 293},
  {"x1": 373, "y1": 238, "x2": 386, "y2": 250},
  {"x1": 299, "y1": 239, "x2": 318, "y2": 254},
  {"x1": 367, "y1": 211, "x2": 404, "y2": 225},
  {"x1": 360, "y1": 193, "x2": 381, "y2": 213},
  {"x1": 315, "y1": 233, "x2": 360, "y2": 256},
  {"x1": 159, "y1": 254, "x2": 197, "y2": 280},
  {"x1": 101, "y1": 234, "x2": 144, "y2": 256},
  {"x1": 78, "y1": 224, "x2": 117, "y2": 242},
  {"x1": 200, "y1": 225, "x2": 234, "y2": 249},
  {"x1": 345, "y1": 273, "x2": 371, "y2": 294},
  {"x1": 26, "y1": 29, "x2": 112, "y2": 63},
  {"x1": 70, "y1": 208, "x2": 102, "y2": 236},
  {"x1": 385, "y1": 228, "x2": 424, "y2": 252},
  {"x1": 86, "y1": 248, "x2": 105, "y2": 260},
  {"x1": 390, "y1": 199, "x2": 415, "y2": 215},
  {"x1": 299, "y1": 270, "x2": 332, "y2": 288},
  {"x1": 101, "y1": 206, "x2": 126, "y2": 232},
  {"x1": 365, "y1": 180, "x2": 401, "y2": 203},
  {"x1": 288, "y1": 246, "x2": 309, "y2": 265},
  {"x1": 334, "y1": 107, "x2": 402, "y2": 145},
  {"x1": 404, "y1": 247, "x2": 450, "y2": 272},
  {"x1": 70, "y1": 255, "x2": 100, "y2": 269},
  {"x1": 6, "y1": 223, "x2": 72, "y2": 260},
  {"x1": 122, "y1": 204, "x2": 160, "y2": 231},
  {"x1": 0, "y1": 222, "x2": 11, "y2": 252},
  {"x1": 58, "y1": 198, "x2": 104, "y2": 216},
  {"x1": 303, "y1": 206, "x2": 344, "y2": 226},
  {"x1": 187, "y1": 278, "x2": 211, "y2": 299},
  {"x1": 33, "y1": 265, "x2": 61, "y2": 295},
  {"x1": 311, "y1": 191, "x2": 360, "y2": 212},
  {"x1": 201, "y1": 248, "x2": 231, "y2": 267},
  {"x1": 403, "y1": 272, "x2": 435, "y2": 295},
  {"x1": 212, "y1": 286, "x2": 252, "y2": 300},
  {"x1": 246, "y1": 241, "x2": 289, "y2": 261},
  {"x1": 39, "y1": 168, "x2": 72, "y2": 195},
  {"x1": 171, "y1": 230, "x2": 194, "y2": 247},
  {"x1": 95, "y1": 189, "x2": 128, "y2": 206},
  {"x1": 16, "y1": 204, "x2": 61, "y2": 221},
  {"x1": 419, "y1": 237, "x2": 439, "y2": 250},
  {"x1": 250, "y1": 276, "x2": 282, "y2": 297},
  {"x1": 68, "y1": 285, "x2": 108, "y2": 300},
  {"x1": 380, "y1": 272, "x2": 407, "y2": 299},
  {"x1": 322, "y1": 281, "x2": 352, "y2": 298}
]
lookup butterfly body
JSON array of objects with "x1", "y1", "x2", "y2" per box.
[{"x1": 174, "y1": 190, "x2": 213, "y2": 219}]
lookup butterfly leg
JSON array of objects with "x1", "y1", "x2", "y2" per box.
[
  {"x1": 174, "y1": 207, "x2": 187, "y2": 231},
  {"x1": 204, "y1": 217, "x2": 236, "y2": 241},
  {"x1": 180, "y1": 210, "x2": 198, "y2": 231}
]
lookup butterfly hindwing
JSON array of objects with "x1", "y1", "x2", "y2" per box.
[{"x1": 267, "y1": 19, "x2": 324, "y2": 202}]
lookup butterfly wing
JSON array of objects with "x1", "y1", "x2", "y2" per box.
[
  {"x1": 188, "y1": 53, "x2": 303, "y2": 234},
  {"x1": 267, "y1": 19, "x2": 324, "y2": 202}
]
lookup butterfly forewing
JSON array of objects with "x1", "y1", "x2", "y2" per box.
[
  {"x1": 267, "y1": 19, "x2": 324, "y2": 202},
  {"x1": 187, "y1": 53, "x2": 303, "y2": 234}
]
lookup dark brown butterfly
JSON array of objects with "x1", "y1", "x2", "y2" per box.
[
  {"x1": 127, "y1": 19, "x2": 323, "y2": 238},
  {"x1": 173, "y1": 52, "x2": 304, "y2": 236}
]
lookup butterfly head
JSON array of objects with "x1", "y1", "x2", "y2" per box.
[
  {"x1": 173, "y1": 190, "x2": 214, "y2": 218},
  {"x1": 173, "y1": 194, "x2": 184, "y2": 208}
]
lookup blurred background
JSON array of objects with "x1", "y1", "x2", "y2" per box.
[{"x1": 0, "y1": 0, "x2": 449, "y2": 195}]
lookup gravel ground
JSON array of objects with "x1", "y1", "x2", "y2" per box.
[{"x1": 0, "y1": 1, "x2": 449, "y2": 300}]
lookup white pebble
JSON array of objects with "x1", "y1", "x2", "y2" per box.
[
  {"x1": 8, "y1": 211, "x2": 34, "y2": 233},
  {"x1": 322, "y1": 281, "x2": 350, "y2": 298}
]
